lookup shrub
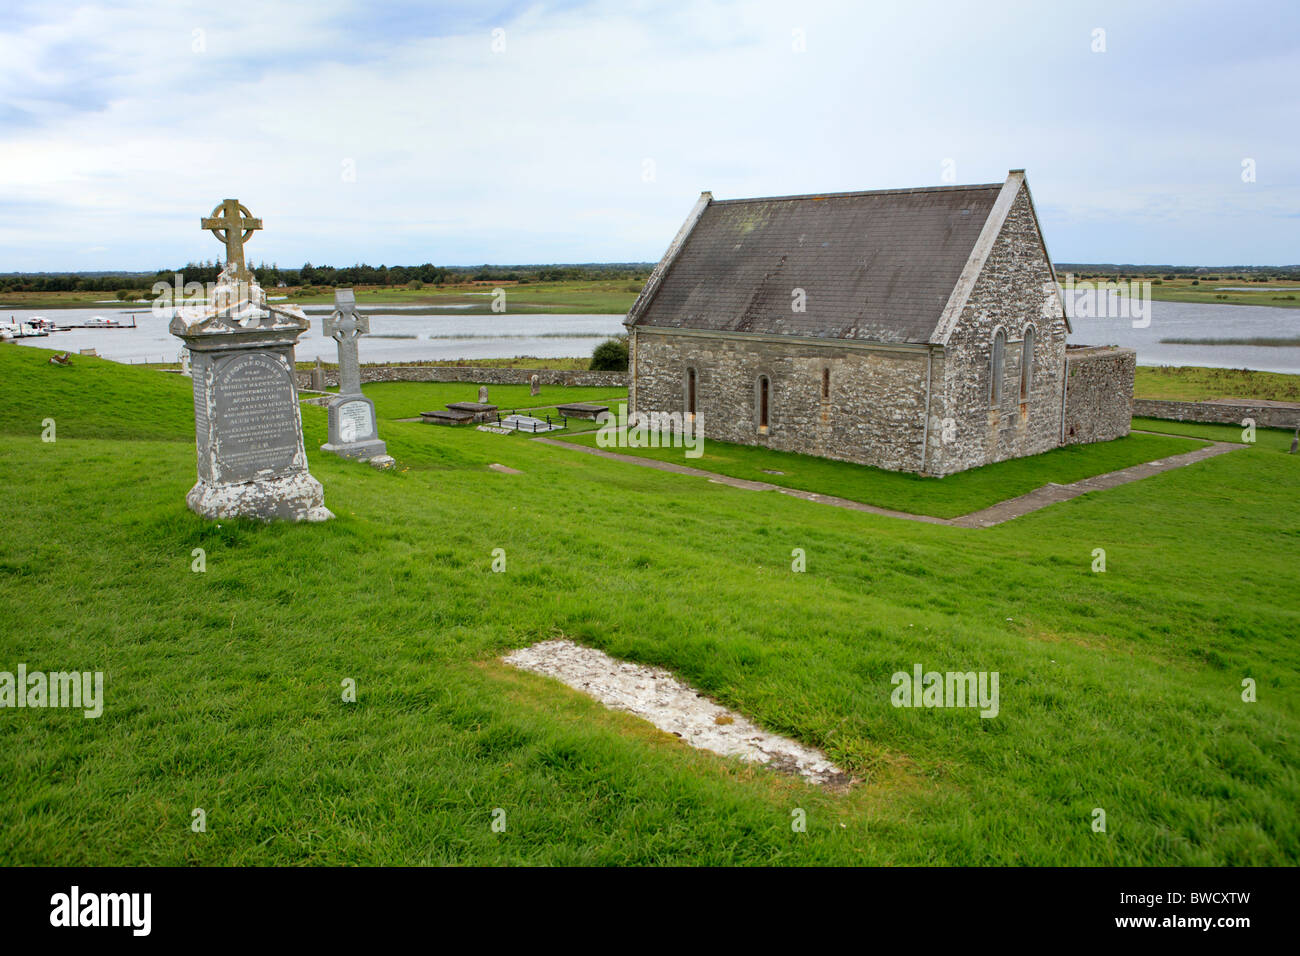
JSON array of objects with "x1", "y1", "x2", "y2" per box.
[{"x1": 590, "y1": 336, "x2": 629, "y2": 371}]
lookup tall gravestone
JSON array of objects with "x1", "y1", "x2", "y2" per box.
[
  {"x1": 321, "y1": 290, "x2": 392, "y2": 466},
  {"x1": 169, "y1": 199, "x2": 332, "y2": 522}
]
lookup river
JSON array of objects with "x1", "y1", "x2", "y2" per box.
[{"x1": 4, "y1": 298, "x2": 1299, "y2": 373}]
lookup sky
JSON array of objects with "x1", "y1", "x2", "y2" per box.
[{"x1": 1, "y1": 0, "x2": 1297, "y2": 272}]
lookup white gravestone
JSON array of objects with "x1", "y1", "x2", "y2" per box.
[{"x1": 321, "y1": 289, "x2": 391, "y2": 465}]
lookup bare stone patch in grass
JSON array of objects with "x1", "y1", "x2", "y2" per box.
[{"x1": 504, "y1": 639, "x2": 850, "y2": 789}]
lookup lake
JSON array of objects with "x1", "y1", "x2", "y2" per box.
[
  {"x1": 2, "y1": 305, "x2": 627, "y2": 364},
  {"x1": 4, "y1": 298, "x2": 1299, "y2": 373},
  {"x1": 1065, "y1": 294, "x2": 1300, "y2": 374}
]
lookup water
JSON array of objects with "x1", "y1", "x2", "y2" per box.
[
  {"x1": 1066, "y1": 293, "x2": 1300, "y2": 374},
  {"x1": 1, "y1": 305, "x2": 626, "y2": 364},
  {"x1": 5, "y1": 298, "x2": 1299, "y2": 373}
]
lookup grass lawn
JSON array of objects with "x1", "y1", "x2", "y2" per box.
[
  {"x1": 1133, "y1": 416, "x2": 1297, "y2": 450},
  {"x1": 1134, "y1": 366, "x2": 1300, "y2": 404},
  {"x1": 1, "y1": 344, "x2": 1297, "y2": 866},
  {"x1": 557, "y1": 427, "x2": 1205, "y2": 519}
]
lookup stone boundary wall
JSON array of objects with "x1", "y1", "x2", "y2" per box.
[
  {"x1": 295, "y1": 365, "x2": 627, "y2": 390},
  {"x1": 1062, "y1": 346, "x2": 1136, "y2": 445},
  {"x1": 1133, "y1": 398, "x2": 1300, "y2": 429}
]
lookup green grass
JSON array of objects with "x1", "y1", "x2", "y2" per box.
[
  {"x1": 1, "y1": 343, "x2": 1297, "y2": 866},
  {"x1": 557, "y1": 427, "x2": 1204, "y2": 518},
  {"x1": 1119, "y1": 276, "x2": 1300, "y2": 309},
  {"x1": 1134, "y1": 366, "x2": 1300, "y2": 404},
  {"x1": 1134, "y1": 416, "x2": 1296, "y2": 451}
]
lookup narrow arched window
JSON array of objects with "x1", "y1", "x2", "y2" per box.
[
  {"x1": 757, "y1": 375, "x2": 770, "y2": 430},
  {"x1": 1020, "y1": 326, "x2": 1035, "y2": 401},
  {"x1": 685, "y1": 367, "x2": 697, "y2": 416},
  {"x1": 821, "y1": 367, "x2": 830, "y2": 401},
  {"x1": 991, "y1": 329, "x2": 1006, "y2": 406}
]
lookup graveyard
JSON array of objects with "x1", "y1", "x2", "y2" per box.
[{"x1": 0, "y1": 338, "x2": 1296, "y2": 866}]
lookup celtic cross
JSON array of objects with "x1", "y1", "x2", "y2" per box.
[
  {"x1": 325, "y1": 289, "x2": 369, "y2": 396},
  {"x1": 200, "y1": 199, "x2": 262, "y2": 277}
]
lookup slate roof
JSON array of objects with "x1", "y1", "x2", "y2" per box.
[{"x1": 629, "y1": 182, "x2": 1005, "y2": 345}]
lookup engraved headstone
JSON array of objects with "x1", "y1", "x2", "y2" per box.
[
  {"x1": 530, "y1": 374, "x2": 540, "y2": 397},
  {"x1": 169, "y1": 199, "x2": 332, "y2": 522},
  {"x1": 321, "y1": 289, "x2": 391, "y2": 466},
  {"x1": 478, "y1": 385, "x2": 490, "y2": 404},
  {"x1": 309, "y1": 356, "x2": 326, "y2": 391}
]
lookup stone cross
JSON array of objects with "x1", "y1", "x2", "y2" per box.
[
  {"x1": 324, "y1": 289, "x2": 369, "y2": 397},
  {"x1": 320, "y1": 288, "x2": 389, "y2": 465},
  {"x1": 200, "y1": 199, "x2": 262, "y2": 278}
]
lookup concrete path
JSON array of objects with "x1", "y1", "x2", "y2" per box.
[{"x1": 532, "y1": 433, "x2": 1245, "y2": 529}]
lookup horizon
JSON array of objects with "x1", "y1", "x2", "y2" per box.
[{"x1": 2, "y1": 0, "x2": 1298, "y2": 270}]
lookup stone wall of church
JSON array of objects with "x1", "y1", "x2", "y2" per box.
[
  {"x1": 630, "y1": 330, "x2": 932, "y2": 472},
  {"x1": 1062, "y1": 347, "x2": 1136, "y2": 444},
  {"x1": 930, "y1": 185, "x2": 1069, "y2": 476}
]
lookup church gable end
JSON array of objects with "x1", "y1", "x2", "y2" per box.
[{"x1": 929, "y1": 179, "x2": 1067, "y2": 476}]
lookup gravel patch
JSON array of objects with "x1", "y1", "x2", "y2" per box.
[{"x1": 504, "y1": 639, "x2": 850, "y2": 788}]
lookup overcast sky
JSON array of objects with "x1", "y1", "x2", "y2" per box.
[{"x1": 1, "y1": 0, "x2": 1296, "y2": 272}]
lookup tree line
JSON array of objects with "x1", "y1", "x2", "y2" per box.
[{"x1": 0, "y1": 261, "x2": 653, "y2": 295}]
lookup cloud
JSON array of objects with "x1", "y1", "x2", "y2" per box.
[{"x1": 1, "y1": 0, "x2": 1297, "y2": 269}]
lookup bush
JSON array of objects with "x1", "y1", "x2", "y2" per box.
[{"x1": 590, "y1": 336, "x2": 629, "y2": 371}]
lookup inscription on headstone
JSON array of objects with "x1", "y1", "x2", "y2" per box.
[
  {"x1": 337, "y1": 400, "x2": 374, "y2": 444},
  {"x1": 211, "y1": 353, "x2": 302, "y2": 482}
]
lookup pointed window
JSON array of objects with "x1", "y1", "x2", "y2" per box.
[
  {"x1": 991, "y1": 329, "x2": 1006, "y2": 406},
  {"x1": 1020, "y1": 326, "x2": 1035, "y2": 401}
]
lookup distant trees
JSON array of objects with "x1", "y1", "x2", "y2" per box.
[{"x1": 0, "y1": 261, "x2": 659, "y2": 295}]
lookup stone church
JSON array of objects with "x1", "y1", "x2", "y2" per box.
[{"x1": 624, "y1": 170, "x2": 1134, "y2": 476}]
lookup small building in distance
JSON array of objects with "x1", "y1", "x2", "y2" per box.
[{"x1": 624, "y1": 170, "x2": 1134, "y2": 476}]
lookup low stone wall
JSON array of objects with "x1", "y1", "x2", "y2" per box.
[
  {"x1": 1062, "y1": 346, "x2": 1136, "y2": 445},
  {"x1": 295, "y1": 365, "x2": 627, "y2": 390},
  {"x1": 1133, "y1": 398, "x2": 1300, "y2": 429}
]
